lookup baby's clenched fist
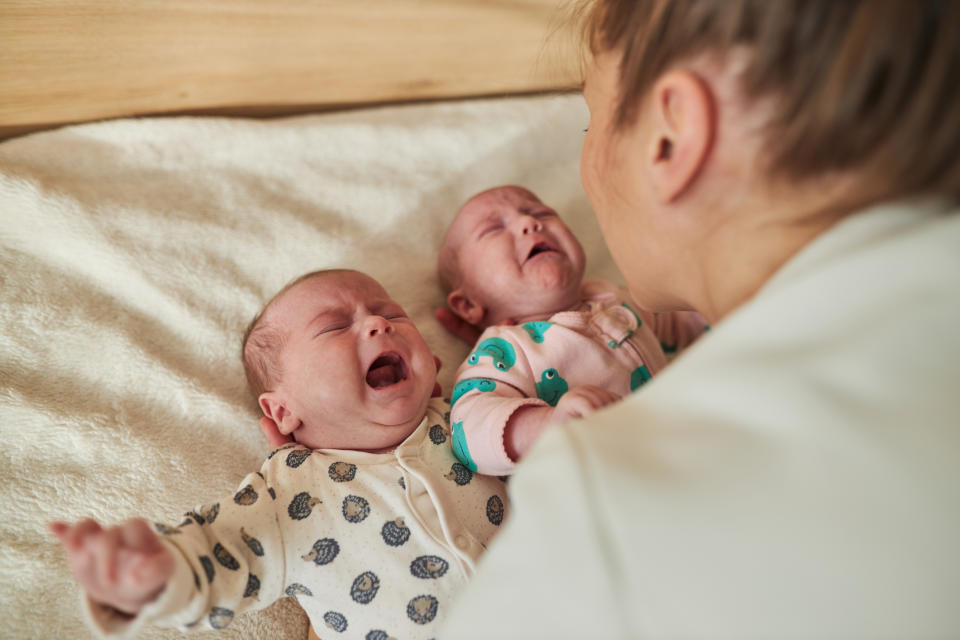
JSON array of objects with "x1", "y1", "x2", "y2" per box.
[{"x1": 50, "y1": 517, "x2": 174, "y2": 615}]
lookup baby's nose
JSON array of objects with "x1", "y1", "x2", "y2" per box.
[
  {"x1": 519, "y1": 216, "x2": 542, "y2": 235},
  {"x1": 366, "y1": 316, "x2": 394, "y2": 337}
]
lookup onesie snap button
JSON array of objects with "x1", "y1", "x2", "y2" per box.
[{"x1": 454, "y1": 534, "x2": 469, "y2": 550}]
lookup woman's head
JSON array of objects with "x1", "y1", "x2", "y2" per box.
[
  {"x1": 577, "y1": 0, "x2": 959, "y2": 318},
  {"x1": 580, "y1": 0, "x2": 959, "y2": 199}
]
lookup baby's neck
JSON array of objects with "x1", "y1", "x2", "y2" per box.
[
  {"x1": 296, "y1": 438, "x2": 399, "y2": 455},
  {"x1": 497, "y1": 298, "x2": 587, "y2": 327},
  {"x1": 357, "y1": 444, "x2": 399, "y2": 454}
]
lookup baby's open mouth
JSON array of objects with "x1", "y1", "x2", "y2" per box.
[
  {"x1": 526, "y1": 242, "x2": 558, "y2": 261},
  {"x1": 365, "y1": 352, "x2": 409, "y2": 389}
]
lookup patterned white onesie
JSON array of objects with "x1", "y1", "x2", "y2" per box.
[{"x1": 86, "y1": 398, "x2": 507, "y2": 639}]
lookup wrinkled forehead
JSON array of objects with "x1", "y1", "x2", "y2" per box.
[
  {"x1": 460, "y1": 185, "x2": 542, "y2": 217},
  {"x1": 267, "y1": 271, "x2": 393, "y2": 329},
  {"x1": 445, "y1": 186, "x2": 543, "y2": 247}
]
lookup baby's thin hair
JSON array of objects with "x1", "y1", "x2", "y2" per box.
[
  {"x1": 241, "y1": 268, "x2": 356, "y2": 399},
  {"x1": 241, "y1": 310, "x2": 285, "y2": 400},
  {"x1": 437, "y1": 239, "x2": 460, "y2": 294}
]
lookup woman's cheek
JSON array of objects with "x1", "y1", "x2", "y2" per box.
[{"x1": 581, "y1": 134, "x2": 617, "y2": 231}]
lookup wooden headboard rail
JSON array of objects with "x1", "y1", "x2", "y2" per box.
[{"x1": 0, "y1": 0, "x2": 581, "y2": 139}]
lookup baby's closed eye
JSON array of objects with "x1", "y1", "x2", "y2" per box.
[
  {"x1": 314, "y1": 316, "x2": 351, "y2": 336},
  {"x1": 316, "y1": 324, "x2": 349, "y2": 336},
  {"x1": 479, "y1": 222, "x2": 504, "y2": 237}
]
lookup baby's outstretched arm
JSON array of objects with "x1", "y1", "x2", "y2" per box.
[
  {"x1": 504, "y1": 385, "x2": 620, "y2": 460},
  {"x1": 49, "y1": 518, "x2": 174, "y2": 616}
]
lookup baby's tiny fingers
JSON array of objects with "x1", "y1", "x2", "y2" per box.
[
  {"x1": 48, "y1": 522, "x2": 69, "y2": 541},
  {"x1": 63, "y1": 519, "x2": 102, "y2": 551},
  {"x1": 91, "y1": 527, "x2": 122, "y2": 585},
  {"x1": 597, "y1": 390, "x2": 620, "y2": 406},
  {"x1": 582, "y1": 386, "x2": 617, "y2": 406}
]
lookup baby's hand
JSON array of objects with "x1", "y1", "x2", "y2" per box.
[
  {"x1": 551, "y1": 385, "x2": 621, "y2": 424},
  {"x1": 49, "y1": 518, "x2": 174, "y2": 615},
  {"x1": 505, "y1": 387, "x2": 621, "y2": 461}
]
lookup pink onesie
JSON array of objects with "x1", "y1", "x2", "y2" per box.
[{"x1": 449, "y1": 280, "x2": 707, "y2": 475}]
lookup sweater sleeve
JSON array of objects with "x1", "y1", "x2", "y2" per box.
[
  {"x1": 84, "y1": 463, "x2": 287, "y2": 638},
  {"x1": 449, "y1": 328, "x2": 547, "y2": 476}
]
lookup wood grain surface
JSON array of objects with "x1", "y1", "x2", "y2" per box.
[{"x1": 0, "y1": 0, "x2": 582, "y2": 138}]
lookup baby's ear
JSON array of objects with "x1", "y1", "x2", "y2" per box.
[
  {"x1": 258, "y1": 392, "x2": 302, "y2": 436},
  {"x1": 446, "y1": 289, "x2": 484, "y2": 326}
]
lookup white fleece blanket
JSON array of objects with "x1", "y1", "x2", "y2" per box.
[{"x1": 0, "y1": 94, "x2": 622, "y2": 639}]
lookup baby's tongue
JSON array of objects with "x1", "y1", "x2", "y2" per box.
[{"x1": 366, "y1": 363, "x2": 396, "y2": 388}]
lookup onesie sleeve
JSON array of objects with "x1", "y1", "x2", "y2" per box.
[
  {"x1": 84, "y1": 462, "x2": 287, "y2": 638},
  {"x1": 449, "y1": 327, "x2": 547, "y2": 476}
]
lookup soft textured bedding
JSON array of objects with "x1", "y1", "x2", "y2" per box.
[{"x1": 0, "y1": 93, "x2": 621, "y2": 639}]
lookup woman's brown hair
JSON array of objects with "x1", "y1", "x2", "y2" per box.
[{"x1": 580, "y1": 0, "x2": 960, "y2": 201}]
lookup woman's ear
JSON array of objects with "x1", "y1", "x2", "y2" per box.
[
  {"x1": 446, "y1": 289, "x2": 485, "y2": 326},
  {"x1": 258, "y1": 391, "x2": 302, "y2": 436},
  {"x1": 648, "y1": 69, "x2": 715, "y2": 204}
]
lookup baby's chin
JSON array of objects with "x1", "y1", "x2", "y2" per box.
[
  {"x1": 506, "y1": 279, "x2": 582, "y2": 318},
  {"x1": 528, "y1": 261, "x2": 582, "y2": 292},
  {"x1": 364, "y1": 395, "x2": 433, "y2": 443}
]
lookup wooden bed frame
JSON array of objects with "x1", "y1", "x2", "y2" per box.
[{"x1": 0, "y1": 0, "x2": 582, "y2": 139}]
